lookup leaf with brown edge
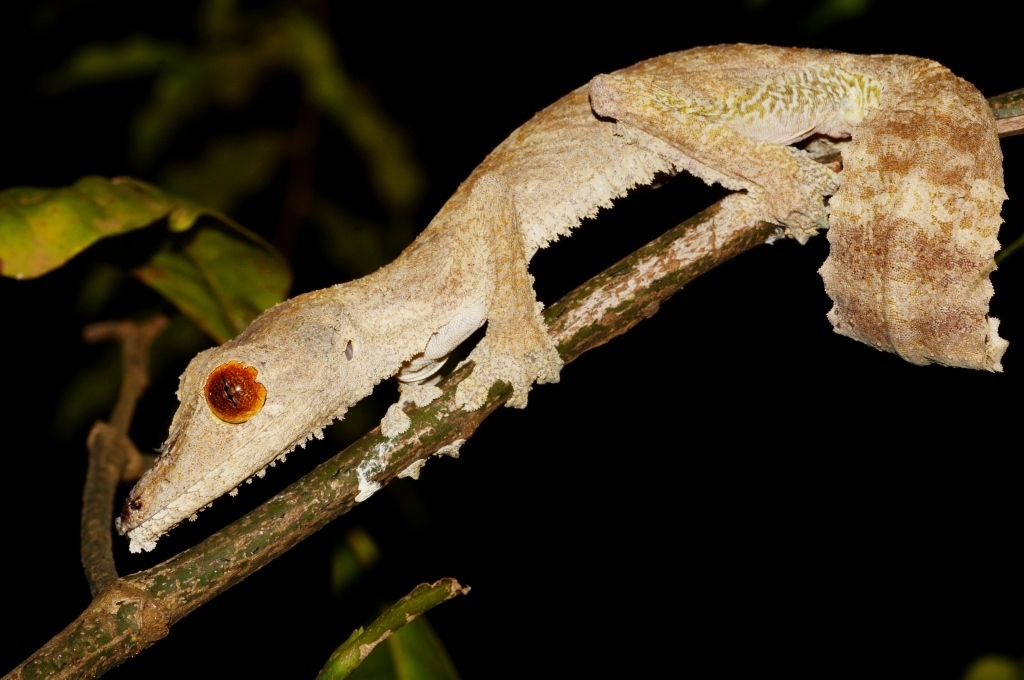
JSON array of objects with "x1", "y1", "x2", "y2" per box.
[
  {"x1": 0, "y1": 175, "x2": 291, "y2": 343},
  {"x1": 0, "y1": 175, "x2": 225, "y2": 279},
  {"x1": 0, "y1": 176, "x2": 172, "y2": 279},
  {"x1": 133, "y1": 222, "x2": 291, "y2": 343}
]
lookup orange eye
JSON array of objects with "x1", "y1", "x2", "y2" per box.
[{"x1": 205, "y1": 361, "x2": 267, "y2": 423}]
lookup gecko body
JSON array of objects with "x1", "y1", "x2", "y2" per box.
[{"x1": 118, "y1": 45, "x2": 1006, "y2": 553}]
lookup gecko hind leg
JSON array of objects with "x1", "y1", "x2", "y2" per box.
[
  {"x1": 589, "y1": 72, "x2": 839, "y2": 243},
  {"x1": 453, "y1": 174, "x2": 563, "y2": 412}
]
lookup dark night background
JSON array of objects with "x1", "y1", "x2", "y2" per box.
[{"x1": 2, "y1": 1, "x2": 1022, "y2": 678}]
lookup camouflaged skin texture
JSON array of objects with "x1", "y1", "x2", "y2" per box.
[
  {"x1": 820, "y1": 55, "x2": 1006, "y2": 370},
  {"x1": 118, "y1": 45, "x2": 1007, "y2": 552}
]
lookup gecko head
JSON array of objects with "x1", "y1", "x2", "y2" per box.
[{"x1": 117, "y1": 297, "x2": 371, "y2": 553}]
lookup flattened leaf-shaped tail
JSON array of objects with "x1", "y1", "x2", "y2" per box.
[{"x1": 821, "y1": 57, "x2": 1008, "y2": 370}]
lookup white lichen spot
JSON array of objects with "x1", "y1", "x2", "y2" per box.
[{"x1": 356, "y1": 441, "x2": 393, "y2": 502}]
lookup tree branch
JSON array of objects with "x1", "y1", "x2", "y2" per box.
[
  {"x1": 5, "y1": 193, "x2": 777, "y2": 679},
  {"x1": 80, "y1": 316, "x2": 167, "y2": 597}
]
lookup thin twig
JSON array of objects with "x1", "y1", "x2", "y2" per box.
[
  {"x1": 81, "y1": 317, "x2": 168, "y2": 433},
  {"x1": 316, "y1": 578, "x2": 470, "y2": 680},
  {"x1": 79, "y1": 316, "x2": 168, "y2": 597}
]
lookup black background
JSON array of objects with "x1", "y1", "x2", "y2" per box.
[{"x1": 2, "y1": 1, "x2": 1022, "y2": 678}]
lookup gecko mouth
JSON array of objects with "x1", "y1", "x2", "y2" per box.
[
  {"x1": 115, "y1": 426, "x2": 186, "y2": 537},
  {"x1": 114, "y1": 416, "x2": 293, "y2": 552}
]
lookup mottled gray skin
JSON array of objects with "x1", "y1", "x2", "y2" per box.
[{"x1": 118, "y1": 45, "x2": 1005, "y2": 552}]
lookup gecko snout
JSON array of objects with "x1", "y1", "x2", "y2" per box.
[{"x1": 116, "y1": 492, "x2": 144, "y2": 533}]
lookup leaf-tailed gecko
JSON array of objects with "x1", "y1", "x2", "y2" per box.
[{"x1": 117, "y1": 44, "x2": 1007, "y2": 553}]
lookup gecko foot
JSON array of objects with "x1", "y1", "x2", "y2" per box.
[
  {"x1": 454, "y1": 326, "x2": 562, "y2": 412},
  {"x1": 766, "y1": 148, "x2": 839, "y2": 243},
  {"x1": 380, "y1": 381, "x2": 444, "y2": 438}
]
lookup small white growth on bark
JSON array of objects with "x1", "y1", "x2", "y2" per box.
[{"x1": 355, "y1": 442, "x2": 393, "y2": 502}]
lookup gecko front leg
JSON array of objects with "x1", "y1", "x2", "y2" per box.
[
  {"x1": 449, "y1": 174, "x2": 563, "y2": 412},
  {"x1": 378, "y1": 172, "x2": 561, "y2": 427}
]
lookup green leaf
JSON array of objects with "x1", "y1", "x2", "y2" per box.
[
  {"x1": 0, "y1": 176, "x2": 194, "y2": 279},
  {"x1": 0, "y1": 175, "x2": 290, "y2": 343},
  {"x1": 134, "y1": 222, "x2": 290, "y2": 343},
  {"x1": 317, "y1": 579, "x2": 468, "y2": 680}
]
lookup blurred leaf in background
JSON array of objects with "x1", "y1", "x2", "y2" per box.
[
  {"x1": 159, "y1": 131, "x2": 288, "y2": 213},
  {"x1": 42, "y1": 0, "x2": 423, "y2": 262},
  {"x1": 743, "y1": 0, "x2": 874, "y2": 32},
  {"x1": 331, "y1": 527, "x2": 383, "y2": 597},
  {"x1": 962, "y1": 656, "x2": 1023, "y2": 680}
]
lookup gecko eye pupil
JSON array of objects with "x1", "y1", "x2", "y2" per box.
[{"x1": 205, "y1": 361, "x2": 267, "y2": 424}]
